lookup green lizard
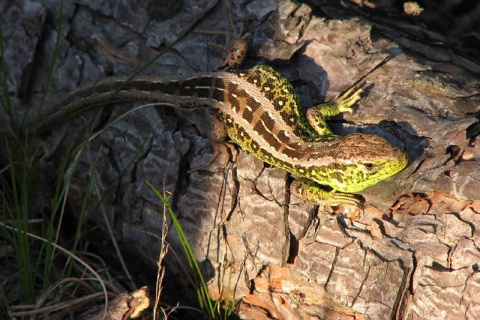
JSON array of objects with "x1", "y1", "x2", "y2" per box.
[{"x1": 32, "y1": 65, "x2": 408, "y2": 206}]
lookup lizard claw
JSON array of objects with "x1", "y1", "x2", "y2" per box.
[
  {"x1": 290, "y1": 179, "x2": 364, "y2": 207},
  {"x1": 334, "y1": 87, "x2": 364, "y2": 114},
  {"x1": 189, "y1": 142, "x2": 238, "y2": 173}
]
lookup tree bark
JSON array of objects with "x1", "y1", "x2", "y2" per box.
[{"x1": 2, "y1": 0, "x2": 480, "y2": 319}]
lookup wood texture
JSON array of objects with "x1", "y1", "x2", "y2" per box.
[{"x1": 2, "y1": 0, "x2": 480, "y2": 319}]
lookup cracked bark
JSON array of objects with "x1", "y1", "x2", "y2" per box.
[{"x1": 2, "y1": 0, "x2": 480, "y2": 319}]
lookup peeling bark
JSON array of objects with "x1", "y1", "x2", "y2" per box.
[{"x1": 2, "y1": 0, "x2": 480, "y2": 319}]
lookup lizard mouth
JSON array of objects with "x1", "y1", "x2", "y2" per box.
[
  {"x1": 363, "y1": 148, "x2": 409, "y2": 190},
  {"x1": 332, "y1": 147, "x2": 409, "y2": 193},
  {"x1": 391, "y1": 148, "x2": 409, "y2": 173}
]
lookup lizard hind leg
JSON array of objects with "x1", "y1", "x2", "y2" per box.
[
  {"x1": 189, "y1": 141, "x2": 238, "y2": 173},
  {"x1": 194, "y1": 14, "x2": 248, "y2": 70},
  {"x1": 188, "y1": 115, "x2": 238, "y2": 173}
]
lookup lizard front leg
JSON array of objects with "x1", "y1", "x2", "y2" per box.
[
  {"x1": 290, "y1": 178, "x2": 362, "y2": 207},
  {"x1": 296, "y1": 87, "x2": 365, "y2": 206},
  {"x1": 306, "y1": 86, "x2": 363, "y2": 136}
]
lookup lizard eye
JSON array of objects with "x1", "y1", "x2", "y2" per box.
[{"x1": 364, "y1": 163, "x2": 376, "y2": 170}]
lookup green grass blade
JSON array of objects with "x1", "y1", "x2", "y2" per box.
[
  {"x1": 3, "y1": 138, "x2": 35, "y2": 302},
  {"x1": 147, "y1": 182, "x2": 217, "y2": 318}
]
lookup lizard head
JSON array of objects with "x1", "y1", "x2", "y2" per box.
[{"x1": 312, "y1": 133, "x2": 408, "y2": 193}]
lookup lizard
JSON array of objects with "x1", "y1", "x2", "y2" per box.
[
  {"x1": 29, "y1": 65, "x2": 408, "y2": 206},
  {"x1": 194, "y1": 18, "x2": 249, "y2": 69}
]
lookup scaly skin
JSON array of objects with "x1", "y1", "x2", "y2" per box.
[
  {"x1": 32, "y1": 65, "x2": 408, "y2": 206},
  {"x1": 230, "y1": 66, "x2": 408, "y2": 205}
]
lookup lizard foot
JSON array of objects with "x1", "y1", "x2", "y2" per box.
[
  {"x1": 333, "y1": 86, "x2": 364, "y2": 114},
  {"x1": 189, "y1": 141, "x2": 238, "y2": 173},
  {"x1": 194, "y1": 15, "x2": 249, "y2": 69},
  {"x1": 290, "y1": 179, "x2": 363, "y2": 207}
]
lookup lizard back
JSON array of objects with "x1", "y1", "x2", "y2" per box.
[
  {"x1": 38, "y1": 66, "x2": 341, "y2": 168},
  {"x1": 35, "y1": 65, "x2": 407, "y2": 194}
]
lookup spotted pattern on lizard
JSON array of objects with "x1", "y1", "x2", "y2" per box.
[{"x1": 33, "y1": 65, "x2": 408, "y2": 206}]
